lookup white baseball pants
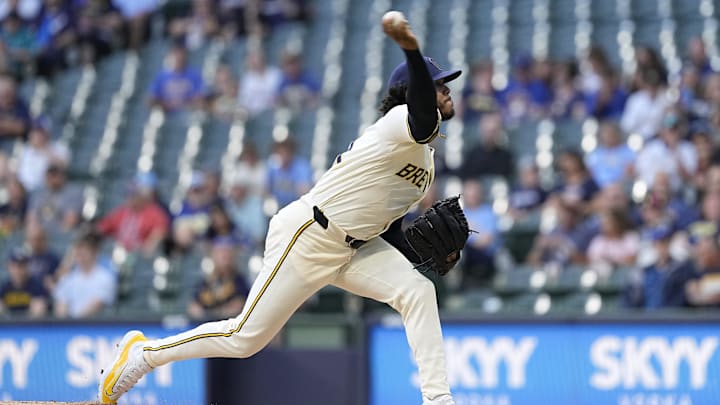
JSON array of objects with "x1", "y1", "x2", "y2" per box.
[{"x1": 142, "y1": 197, "x2": 452, "y2": 403}]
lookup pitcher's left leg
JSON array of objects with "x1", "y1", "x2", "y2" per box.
[{"x1": 332, "y1": 238, "x2": 453, "y2": 404}]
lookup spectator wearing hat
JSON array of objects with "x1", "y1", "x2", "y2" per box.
[
  {"x1": 187, "y1": 238, "x2": 249, "y2": 319},
  {"x1": 684, "y1": 222, "x2": 720, "y2": 307},
  {"x1": 171, "y1": 170, "x2": 213, "y2": 253},
  {"x1": 0, "y1": 247, "x2": 48, "y2": 318},
  {"x1": 97, "y1": 172, "x2": 169, "y2": 254},
  {"x1": 22, "y1": 221, "x2": 60, "y2": 292},
  {"x1": 625, "y1": 225, "x2": 694, "y2": 309},
  {"x1": 275, "y1": 51, "x2": 320, "y2": 111},
  {"x1": 16, "y1": 116, "x2": 70, "y2": 192},
  {"x1": 0, "y1": 74, "x2": 30, "y2": 154},
  {"x1": 266, "y1": 138, "x2": 313, "y2": 209},
  {"x1": 27, "y1": 162, "x2": 83, "y2": 232},
  {"x1": 54, "y1": 232, "x2": 116, "y2": 318},
  {"x1": 584, "y1": 121, "x2": 635, "y2": 189}
]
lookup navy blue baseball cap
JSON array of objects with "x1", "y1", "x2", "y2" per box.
[
  {"x1": 8, "y1": 247, "x2": 31, "y2": 264},
  {"x1": 387, "y1": 57, "x2": 462, "y2": 89}
]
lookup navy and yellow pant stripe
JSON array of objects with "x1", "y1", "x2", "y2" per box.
[{"x1": 143, "y1": 218, "x2": 315, "y2": 355}]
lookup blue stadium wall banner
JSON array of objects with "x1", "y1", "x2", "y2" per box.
[
  {"x1": 0, "y1": 324, "x2": 204, "y2": 404},
  {"x1": 369, "y1": 321, "x2": 720, "y2": 405}
]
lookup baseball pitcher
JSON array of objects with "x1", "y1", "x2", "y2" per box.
[{"x1": 100, "y1": 11, "x2": 469, "y2": 405}]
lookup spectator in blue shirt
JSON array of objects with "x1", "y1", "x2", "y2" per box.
[
  {"x1": 172, "y1": 170, "x2": 212, "y2": 253},
  {"x1": 149, "y1": 43, "x2": 205, "y2": 112},
  {"x1": 35, "y1": 0, "x2": 76, "y2": 77},
  {"x1": 499, "y1": 53, "x2": 553, "y2": 121},
  {"x1": 584, "y1": 69, "x2": 627, "y2": 120},
  {"x1": 266, "y1": 138, "x2": 313, "y2": 209},
  {"x1": 23, "y1": 222, "x2": 61, "y2": 292},
  {"x1": 461, "y1": 180, "x2": 500, "y2": 286},
  {"x1": 625, "y1": 225, "x2": 693, "y2": 309},
  {"x1": 585, "y1": 121, "x2": 635, "y2": 188},
  {"x1": 275, "y1": 51, "x2": 320, "y2": 110}
]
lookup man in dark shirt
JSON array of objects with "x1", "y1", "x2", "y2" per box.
[
  {"x1": 187, "y1": 238, "x2": 250, "y2": 319},
  {"x1": 0, "y1": 248, "x2": 48, "y2": 318},
  {"x1": 459, "y1": 111, "x2": 514, "y2": 179},
  {"x1": 0, "y1": 75, "x2": 31, "y2": 154}
]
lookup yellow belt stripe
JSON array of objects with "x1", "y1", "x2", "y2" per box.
[{"x1": 143, "y1": 218, "x2": 316, "y2": 352}]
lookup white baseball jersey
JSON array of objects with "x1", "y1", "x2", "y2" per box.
[{"x1": 308, "y1": 104, "x2": 440, "y2": 241}]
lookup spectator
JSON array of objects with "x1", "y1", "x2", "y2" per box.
[
  {"x1": 112, "y1": 0, "x2": 158, "y2": 50},
  {"x1": 460, "y1": 60, "x2": 500, "y2": 122},
  {"x1": 550, "y1": 59, "x2": 585, "y2": 120},
  {"x1": 585, "y1": 121, "x2": 635, "y2": 188},
  {"x1": 97, "y1": 177, "x2": 169, "y2": 254},
  {"x1": 259, "y1": 0, "x2": 311, "y2": 26},
  {"x1": 631, "y1": 46, "x2": 668, "y2": 91},
  {"x1": 275, "y1": 50, "x2": 320, "y2": 110},
  {"x1": 459, "y1": 111, "x2": 513, "y2": 179},
  {"x1": 691, "y1": 129, "x2": 716, "y2": 193},
  {"x1": 169, "y1": 0, "x2": 220, "y2": 50},
  {"x1": 22, "y1": 221, "x2": 60, "y2": 291},
  {"x1": 461, "y1": 180, "x2": 500, "y2": 286},
  {"x1": 0, "y1": 175, "x2": 27, "y2": 236},
  {"x1": 0, "y1": 0, "x2": 42, "y2": 21},
  {"x1": 216, "y1": 0, "x2": 258, "y2": 38},
  {"x1": 499, "y1": 53, "x2": 553, "y2": 121},
  {"x1": 642, "y1": 172, "x2": 699, "y2": 231},
  {"x1": 551, "y1": 149, "x2": 600, "y2": 213},
  {"x1": 226, "y1": 173, "x2": 267, "y2": 247},
  {"x1": 584, "y1": 69, "x2": 627, "y2": 120},
  {"x1": 0, "y1": 74, "x2": 30, "y2": 153},
  {"x1": 587, "y1": 208, "x2": 640, "y2": 273},
  {"x1": 27, "y1": 163, "x2": 83, "y2": 231},
  {"x1": 0, "y1": 11, "x2": 37, "y2": 78},
  {"x1": 620, "y1": 67, "x2": 672, "y2": 140},
  {"x1": 35, "y1": 0, "x2": 76, "y2": 78},
  {"x1": 579, "y1": 45, "x2": 612, "y2": 94},
  {"x1": 266, "y1": 138, "x2": 313, "y2": 209},
  {"x1": 635, "y1": 111, "x2": 697, "y2": 192},
  {"x1": 53, "y1": 232, "x2": 116, "y2": 318},
  {"x1": 171, "y1": 171, "x2": 212, "y2": 253},
  {"x1": 187, "y1": 239, "x2": 249, "y2": 319},
  {"x1": 678, "y1": 64, "x2": 707, "y2": 119},
  {"x1": 0, "y1": 247, "x2": 48, "y2": 318},
  {"x1": 208, "y1": 64, "x2": 240, "y2": 121},
  {"x1": 75, "y1": 0, "x2": 124, "y2": 64},
  {"x1": 575, "y1": 182, "x2": 636, "y2": 252},
  {"x1": 238, "y1": 48, "x2": 282, "y2": 116},
  {"x1": 508, "y1": 157, "x2": 547, "y2": 219},
  {"x1": 203, "y1": 202, "x2": 248, "y2": 248},
  {"x1": 527, "y1": 199, "x2": 585, "y2": 267},
  {"x1": 149, "y1": 43, "x2": 205, "y2": 112},
  {"x1": 16, "y1": 117, "x2": 70, "y2": 192},
  {"x1": 687, "y1": 37, "x2": 713, "y2": 77},
  {"x1": 234, "y1": 142, "x2": 266, "y2": 196},
  {"x1": 684, "y1": 222, "x2": 720, "y2": 306},
  {"x1": 625, "y1": 225, "x2": 693, "y2": 309},
  {"x1": 203, "y1": 168, "x2": 224, "y2": 206}
]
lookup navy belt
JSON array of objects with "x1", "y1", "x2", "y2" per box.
[{"x1": 312, "y1": 206, "x2": 367, "y2": 249}]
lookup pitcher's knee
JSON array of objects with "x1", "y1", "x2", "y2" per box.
[
  {"x1": 228, "y1": 334, "x2": 266, "y2": 358},
  {"x1": 402, "y1": 276, "x2": 437, "y2": 306}
]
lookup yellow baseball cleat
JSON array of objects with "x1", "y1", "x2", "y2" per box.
[{"x1": 98, "y1": 330, "x2": 153, "y2": 403}]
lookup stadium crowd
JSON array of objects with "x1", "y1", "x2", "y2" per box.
[{"x1": 0, "y1": 0, "x2": 719, "y2": 319}]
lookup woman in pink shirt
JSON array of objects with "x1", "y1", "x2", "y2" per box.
[{"x1": 587, "y1": 208, "x2": 640, "y2": 269}]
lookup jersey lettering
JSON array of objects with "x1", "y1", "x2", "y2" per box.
[{"x1": 396, "y1": 163, "x2": 430, "y2": 189}]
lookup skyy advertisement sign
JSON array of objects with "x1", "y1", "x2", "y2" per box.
[
  {"x1": 0, "y1": 324, "x2": 204, "y2": 404},
  {"x1": 369, "y1": 322, "x2": 720, "y2": 405}
]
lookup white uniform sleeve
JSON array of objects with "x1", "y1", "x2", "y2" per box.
[{"x1": 375, "y1": 105, "x2": 441, "y2": 144}]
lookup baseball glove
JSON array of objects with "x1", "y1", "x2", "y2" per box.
[{"x1": 405, "y1": 196, "x2": 470, "y2": 276}]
